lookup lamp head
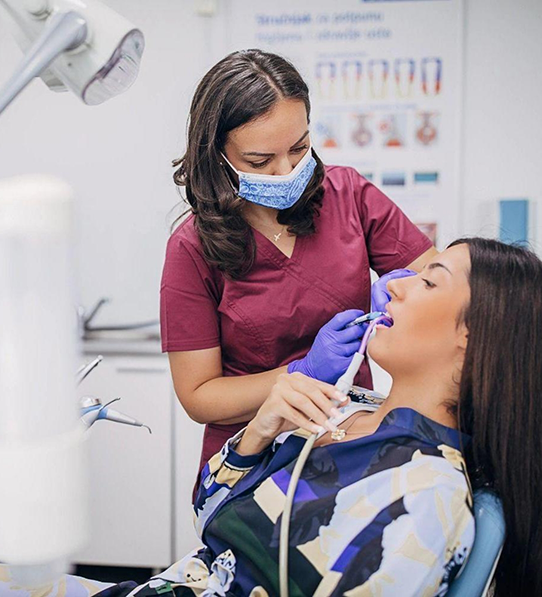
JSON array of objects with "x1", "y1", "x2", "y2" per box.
[{"x1": 0, "y1": 0, "x2": 145, "y2": 106}]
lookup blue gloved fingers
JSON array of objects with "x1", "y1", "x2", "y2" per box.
[
  {"x1": 336, "y1": 340, "x2": 362, "y2": 357},
  {"x1": 288, "y1": 310, "x2": 369, "y2": 382},
  {"x1": 325, "y1": 309, "x2": 366, "y2": 332},
  {"x1": 335, "y1": 323, "x2": 368, "y2": 344},
  {"x1": 371, "y1": 288, "x2": 391, "y2": 314},
  {"x1": 371, "y1": 268, "x2": 417, "y2": 312},
  {"x1": 287, "y1": 359, "x2": 303, "y2": 375}
]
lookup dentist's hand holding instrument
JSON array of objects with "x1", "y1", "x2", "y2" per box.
[
  {"x1": 287, "y1": 310, "x2": 369, "y2": 383},
  {"x1": 288, "y1": 269, "x2": 415, "y2": 385}
]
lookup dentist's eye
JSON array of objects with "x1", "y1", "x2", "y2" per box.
[
  {"x1": 248, "y1": 159, "x2": 271, "y2": 169},
  {"x1": 422, "y1": 278, "x2": 437, "y2": 289},
  {"x1": 290, "y1": 144, "x2": 308, "y2": 154}
]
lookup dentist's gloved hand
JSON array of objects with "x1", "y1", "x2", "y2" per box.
[
  {"x1": 288, "y1": 310, "x2": 368, "y2": 384},
  {"x1": 371, "y1": 268, "x2": 416, "y2": 312}
]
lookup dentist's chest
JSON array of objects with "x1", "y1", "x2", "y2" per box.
[{"x1": 216, "y1": 203, "x2": 371, "y2": 372}]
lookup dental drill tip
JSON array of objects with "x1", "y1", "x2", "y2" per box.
[
  {"x1": 346, "y1": 311, "x2": 387, "y2": 328},
  {"x1": 143, "y1": 425, "x2": 152, "y2": 434}
]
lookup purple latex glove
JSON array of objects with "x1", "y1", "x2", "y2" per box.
[
  {"x1": 371, "y1": 268, "x2": 417, "y2": 312},
  {"x1": 288, "y1": 310, "x2": 368, "y2": 384}
]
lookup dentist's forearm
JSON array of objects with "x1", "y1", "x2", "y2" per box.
[{"x1": 175, "y1": 366, "x2": 289, "y2": 425}]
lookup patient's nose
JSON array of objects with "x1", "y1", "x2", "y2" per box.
[
  {"x1": 387, "y1": 276, "x2": 408, "y2": 300},
  {"x1": 386, "y1": 278, "x2": 399, "y2": 301}
]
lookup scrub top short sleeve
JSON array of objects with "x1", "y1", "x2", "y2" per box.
[
  {"x1": 351, "y1": 168, "x2": 434, "y2": 276},
  {"x1": 161, "y1": 236, "x2": 221, "y2": 352}
]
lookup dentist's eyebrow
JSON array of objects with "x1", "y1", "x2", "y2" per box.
[
  {"x1": 426, "y1": 262, "x2": 453, "y2": 275},
  {"x1": 241, "y1": 130, "x2": 310, "y2": 157}
]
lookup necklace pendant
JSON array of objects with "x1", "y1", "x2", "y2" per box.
[
  {"x1": 331, "y1": 428, "x2": 346, "y2": 441},
  {"x1": 273, "y1": 232, "x2": 282, "y2": 242}
]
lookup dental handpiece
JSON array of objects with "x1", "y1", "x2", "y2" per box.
[
  {"x1": 76, "y1": 355, "x2": 104, "y2": 386},
  {"x1": 345, "y1": 310, "x2": 387, "y2": 328},
  {"x1": 80, "y1": 397, "x2": 152, "y2": 433}
]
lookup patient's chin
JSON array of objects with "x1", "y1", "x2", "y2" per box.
[
  {"x1": 367, "y1": 338, "x2": 388, "y2": 370},
  {"x1": 367, "y1": 332, "x2": 398, "y2": 377}
]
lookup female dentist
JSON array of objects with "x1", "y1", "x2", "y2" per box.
[{"x1": 160, "y1": 49, "x2": 437, "y2": 490}]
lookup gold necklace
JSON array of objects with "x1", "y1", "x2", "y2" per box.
[
  {"x1": 255, "y1": 220, "x2": 286, "y2": 243},
  {"x1": 245, "y1": 209, "x2": 286, "y2": 243},
  {"x1": 330, "y1": 413, "x2": 370, "y2": 441},
  {"x1": 272, "y1": 227, "x2": 286, "y2": 243}
]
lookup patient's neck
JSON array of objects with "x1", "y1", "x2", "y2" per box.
[{"x1": 373, "y1": 369, "x2": 458, "y2": 430}]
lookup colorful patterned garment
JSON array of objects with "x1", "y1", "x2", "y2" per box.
[{"x1": 0, "y1": 405, "x2": 475, "y2": 597}]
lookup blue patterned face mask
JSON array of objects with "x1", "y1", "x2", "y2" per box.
[{"x1": 220, "y1": 146, "x2": 317, "y2": 210}]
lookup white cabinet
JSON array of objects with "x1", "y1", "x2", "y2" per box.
[
  {"x1": 75, "y1": 345, "x2": 204, "y2": 569},
  {"x1": 76, "y1": 351, "x2": 172, "y2": 567}
]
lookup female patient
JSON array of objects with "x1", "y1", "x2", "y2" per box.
[{"x1": 3, "y1": 237, "x2": 542, "y2": 595}]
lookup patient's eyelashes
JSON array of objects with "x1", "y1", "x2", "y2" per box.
[{"x1": 422, "y1": 278, "x2": 437, "y2": 289}]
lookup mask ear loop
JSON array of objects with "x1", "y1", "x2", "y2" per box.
[{"x1": 219, "y1": 153, "x2": 241, "y2": 197}]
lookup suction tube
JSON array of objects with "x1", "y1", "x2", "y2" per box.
[{"x1": 279, "y1": 314, "x2": 392, "y2": 597}]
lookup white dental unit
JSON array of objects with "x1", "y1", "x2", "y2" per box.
[{"x1": 0, "y1": 0, "x2": 145, "y2": 587}]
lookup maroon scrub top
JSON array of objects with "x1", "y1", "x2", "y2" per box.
[{"x1": 160, "y1": 165, "x2": 432, "y2": 493}]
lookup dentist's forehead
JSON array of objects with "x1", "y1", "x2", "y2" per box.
[{"x1": 227, "y1": 99, "x2": 308, "y2": 153}]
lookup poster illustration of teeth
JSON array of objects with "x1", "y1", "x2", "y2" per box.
[{"x1": 223, "y1": 0, "x2": 463, "y2": 248}]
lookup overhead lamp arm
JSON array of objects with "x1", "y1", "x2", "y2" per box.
[
  {"x1": 0, "y1": 10, "x2": 87, "y2": 114},
  {"x1": 0, "y1": 0, "x2": 144, "y2": 116}
]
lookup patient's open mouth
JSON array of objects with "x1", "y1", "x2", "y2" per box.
[{"x1": 376, "y1": 314, "x2": 393, "y2": 328}]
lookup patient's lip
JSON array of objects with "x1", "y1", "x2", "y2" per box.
[
  {"x1": 378, "y1": 320, "x2": 393, "y2": 328},
  {"x1": 375, "y1": 309, "x2": 394, "y2": 328}
]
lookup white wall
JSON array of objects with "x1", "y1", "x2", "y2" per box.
[{"x1": 462, "y1": 0, "x2": 542, "y2": 249}]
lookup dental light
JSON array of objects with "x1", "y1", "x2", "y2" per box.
[{"x1": 0, "y1": 0, "x2": 145, "y2": 114}]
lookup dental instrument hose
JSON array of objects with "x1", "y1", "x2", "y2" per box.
[{"x1": 279, "y1": 315, "x2": 390, "y2": 597}]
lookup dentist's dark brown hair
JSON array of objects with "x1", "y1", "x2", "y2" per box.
[
  {"x1": 172, "y1": 49, "x2": 325, "y2": 279},
  {"x1": 450, "y1": 237, "x2": 542, "y2": 595}
]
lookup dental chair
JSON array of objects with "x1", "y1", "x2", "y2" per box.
[{"x1": 447, "y1": 490, "x2": 505, "y2": 597}]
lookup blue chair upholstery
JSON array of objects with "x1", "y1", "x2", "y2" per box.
[{"x1": 447, "y1": 489, "x2": 505, "y2": 596}]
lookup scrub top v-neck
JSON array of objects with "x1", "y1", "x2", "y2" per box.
[
  {"x1": 252, "y1": 226, "x2": 300, "y2": 261},
  {"x1": 160, "y1": 165, "x2": 433, "y2": 484}
]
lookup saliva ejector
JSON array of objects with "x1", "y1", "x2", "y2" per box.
[
  {"x1": 279, "y1": 311, "x2": 393, "y2": 597},
  {"x1": 77, "y1": 355, "x2": 151, "y2": 433}
]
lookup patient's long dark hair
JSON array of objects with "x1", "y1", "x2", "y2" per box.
[
  {"x1": 172, "y1": 49, "x2": 325, "y2": 279},
  {"x1": 451, "y1": 238, "x2": 542, "y2": 595}
]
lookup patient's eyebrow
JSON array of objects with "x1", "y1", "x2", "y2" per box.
[{"x1": 426, "y1": 262, "x2": 453, "y2": 275}]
